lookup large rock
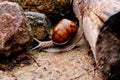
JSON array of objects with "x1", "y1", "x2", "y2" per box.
[{"x1": 0, "y1": 1, "x2": 31, "y2": 56}]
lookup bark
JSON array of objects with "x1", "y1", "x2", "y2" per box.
[{"x1": 73, "y1": 0, "x2": 120, "y2": 79}]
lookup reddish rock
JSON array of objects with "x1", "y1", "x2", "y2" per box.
[
  {"x1": 0, "y1": 0, "x2": 7, "y2": 2},
  {"x1": 0, "y1": 1, "x2": 31, "y2": 56}
]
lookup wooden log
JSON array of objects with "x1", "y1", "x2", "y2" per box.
[
  {"x1": 73, "y1": 0, "x2": 120, "y2": 79},
  {"x1": 96, "y1": 12, "x2": 120, "y2": 79}
]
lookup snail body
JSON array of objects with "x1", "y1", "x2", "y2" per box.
[{"x1": 52, "y1": 19, "x2": 78, "y2": 45}]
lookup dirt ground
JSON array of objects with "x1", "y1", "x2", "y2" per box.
[{"x1": 0, "y1": 37, "x2": 103, "y2": 80}]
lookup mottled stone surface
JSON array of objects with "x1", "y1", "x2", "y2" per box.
[
  {"x1": 0, "y1": 37, "x2": 103, "y2": 80},
  {"x1": 0, "y1": 1, "x2": 31, "y2": 56}
]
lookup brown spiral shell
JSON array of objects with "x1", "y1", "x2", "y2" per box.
[{"x1": 52, "y1": 19, "x2": 78, "y2": 45}]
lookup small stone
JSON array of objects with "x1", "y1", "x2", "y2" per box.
[
  {"x1": 24, "y1": 12, "x2": 51, "y2": 41},
  {"x1": 20, "y1": 63, "x2": 25, "y2": 67}
]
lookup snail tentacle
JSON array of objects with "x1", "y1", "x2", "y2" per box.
[
  {"x1": 30, "y1": 38, "x2": 54, "y2": 51},
  {"x1": 30, "y1": 38, "x2": 42, "y2": 51}
]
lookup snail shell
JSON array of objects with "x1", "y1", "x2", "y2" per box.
[{"x1": 52, "y1": 19, "x2": 78, "y2": 45}]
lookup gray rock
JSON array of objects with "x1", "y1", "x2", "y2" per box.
[{"x1": 24, "y1": 12, "x2": 51, "y2": 40}]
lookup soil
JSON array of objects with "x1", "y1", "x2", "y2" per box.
[{"x1": 0, "y1": 37, "x2": 103, "y2": 80}]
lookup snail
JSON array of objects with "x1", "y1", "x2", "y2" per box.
[{"x1": 30, "y1": 19, "x2": 83, "y2": 52}]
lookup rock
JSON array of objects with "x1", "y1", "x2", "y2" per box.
[
  {"x1": 24, "y1": 11, "x2": 51, "y2": 41},
  {"x1": 0, "y1": 0, "x2": 7, "y2": 2},
  {"x1": 0, "y1": 1, "x2": 31, "y2": 56}
]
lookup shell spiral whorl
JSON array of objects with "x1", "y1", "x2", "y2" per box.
[{"x1": 52, "y1": 19, "x2": 78, "y2": 45}]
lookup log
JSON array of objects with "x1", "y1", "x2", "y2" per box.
[{"x1": 73, "y1": 0, "x2": 120, "y2": 79}]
